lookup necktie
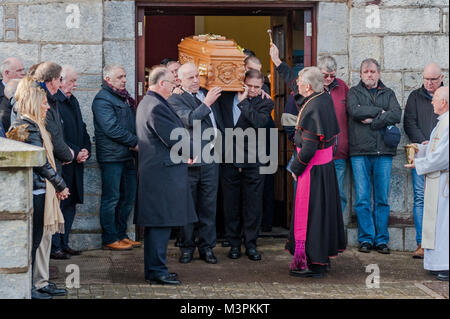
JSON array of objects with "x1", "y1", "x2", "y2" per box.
[{"x1": 194, "y1": 95, "x2": 203, "y2": 106}]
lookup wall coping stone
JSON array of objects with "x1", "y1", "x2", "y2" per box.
[{"x1": 0, "y1": 138, "x2": 45, "y2": 168}]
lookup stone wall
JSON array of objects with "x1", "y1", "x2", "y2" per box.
[
  {"x1": 0, "y1": 138, "x2": 46, "y2": 299},
  {"x1": 0, "y1": 0, "x2": 136, "y2": 250}
]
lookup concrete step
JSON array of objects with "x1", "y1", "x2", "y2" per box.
[{"x1": 346, "y1": 224, "x2": 418, "y2": 252}]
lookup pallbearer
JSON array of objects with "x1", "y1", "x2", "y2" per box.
[{"x1": 287, "y1": 67, "x2": 346, "y2": 278}]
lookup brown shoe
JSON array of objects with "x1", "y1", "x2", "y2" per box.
[
  {"x1": 413, "y1": 244, "x2": 424, "y2": 259},
  {"x1": 102, "y1": 240, "x2": 132, "y2": 251},
  {"x1": 121, "y1": 238, "x2": 142, "y2": 248}
]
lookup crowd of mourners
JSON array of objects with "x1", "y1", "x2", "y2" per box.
[{"x1": 0, "y1": 44, "x2": 448, "y2": 298}]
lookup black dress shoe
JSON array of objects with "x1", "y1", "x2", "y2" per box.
[
  {"x1": 31, "y1": 288, "x2": 52, "y2": 299},
  {"x1": 221, "y1": 240, "x2": 231, "y2": 248},
  {"x1": 437, "y1": 271, "x2": 449, "y2": 281},
  {"x1": 38, "y1": 284, "x2": 68, "y2": 296},
  {"x1": 146, "y1": 275, "x2": 181, "y2": 285},
  {"x1": 245, "y1": 248, "x2": 261, "y2": 261},
  {"x1": 63, "y1": 247, "x2": 82, "y2": 256},
  {"x1": 50, "y1": 250, "x2": 71, "y2": 260},
  {"x1": 289, "y1": 268, "x2": 324, "y2": 278},
  {"x1": 375, "y1": 244, "x2": 390, "y2": 254},
  {"x1": 358, "y1": 242, "x2": 373, "y2": 253},
  {"x1": 179, "y1": 252, "x2": 193, "y2": 263},
  {"x1": 228, "y1": 247, "x2": 241, "y2": 259},
  {"x1": 199, "y1": 250, "x2": 217, "y2": 264}
]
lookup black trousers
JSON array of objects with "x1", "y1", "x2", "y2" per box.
[
  {"x1": 51, "y1": 195, "x2": 77, "y2": 253},
  {"x1": 181, "y1": 163, "x2": 219, "y2": 254},
  {"x1": 144, "y1": 227, "x2": 172, "y2": 280},
  {"x1": 262, "y1": 173, "x2": 275, "y2": 230},
  {"x1": 221, "y1": 165, "x2": 264, "y2": 250},
  {"x1": 32, "y1": 194, "x2": 46, "y2": 270}
]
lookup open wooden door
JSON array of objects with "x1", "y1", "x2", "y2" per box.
[
  {"x1": 269, "y1": 8, "x2": 314, "y2": 228},
  {"x1": 136, "y1": 7, "x2": 146, "y2": 105}
]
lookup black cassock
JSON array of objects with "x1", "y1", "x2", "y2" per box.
[{"x1": 286, "y1": 91, "x2": 347, "y2": 269}]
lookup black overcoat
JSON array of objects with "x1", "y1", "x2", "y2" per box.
[
  {"x1": 56, "y1": 90, "x2": 92, "y2": 203},
  {"x1": 134, "y1": 91, "x2": 197, "y2": 227}
]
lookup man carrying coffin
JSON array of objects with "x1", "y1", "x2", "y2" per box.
[{"x1": 168, "y1": 62, "x2": 223, "y2": 265}]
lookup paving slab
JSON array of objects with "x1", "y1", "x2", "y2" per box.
[{"x1": 50, "y1": 238, "x2": 448, "y2": 299}]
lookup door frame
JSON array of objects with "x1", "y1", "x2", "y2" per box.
[{"x1": 136, "y1": 1, "x2": 317, "y2": 101}]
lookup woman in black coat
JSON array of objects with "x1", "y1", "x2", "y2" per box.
[{"x1": 7, "y1": 77, "x2": 70, "y2": 298}]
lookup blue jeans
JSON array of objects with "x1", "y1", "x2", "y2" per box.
[
  {"x1": 350, "y1": 155, "x2": 393, "y2": 246},
  {"x1": 99, "y1": 160, "x2": 137, "y2": 245},
  {"x1": 334, "y1": 159, "x2": 348, "y2": 213},
  {"x1": 412, "y1": 168, "x2": 424, "y2": 245}
]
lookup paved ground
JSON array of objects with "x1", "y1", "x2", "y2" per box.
[{"x1": 50, "y1": 238, "x2": 448, "y2": 299}]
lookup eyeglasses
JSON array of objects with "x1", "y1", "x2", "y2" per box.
[
  {"x1": 423, "y1": 76, "x2": 441, "y2": 82},
  {"x1": 322, "y1": 73, "x2": 336, "y2": 79}
]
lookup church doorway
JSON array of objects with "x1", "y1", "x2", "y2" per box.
[{"x1": 135, "y1": 1, "x2": 317, "y2": 231}]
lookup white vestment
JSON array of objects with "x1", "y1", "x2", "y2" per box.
[{"x1": 415, "y1": 111, "x2": 449, "y2": 271}]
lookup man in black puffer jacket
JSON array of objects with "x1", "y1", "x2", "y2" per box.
[
  {"x1": 347, "y1": 58, "x2": 402, "y2": 255},
  {"x1": 92, "y1": 65, "x2": 140, "y2": 251}
]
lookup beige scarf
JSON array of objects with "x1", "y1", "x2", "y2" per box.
[{"x1": 23, "y1": 114, "x2": 65, "y2": 235}]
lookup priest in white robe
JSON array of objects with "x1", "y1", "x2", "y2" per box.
[{"x1": 406, "y1": 86, "x2": 449, "y2": 281}]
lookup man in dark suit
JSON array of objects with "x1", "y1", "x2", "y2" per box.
[
  {"x1": 168, "y1": 62, "x2": 223, "y2": 264},
  {"x1": 135, "y1": 66, "x2": 197, "y2": 285},
  {"x1": 51, "y1": 65, "x2": 91, "y2": 259},
  {"x1": 218, "y1": 69, "x2": 274, "y2": 261}
]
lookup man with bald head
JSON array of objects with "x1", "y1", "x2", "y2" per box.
[
  {"x1": 168, "y1": 62, "x2": 223, "y2": 264},
  {"x1": 405, "y1": 86, "x2": 449, "y2": 281},
  {"x1": 404, "y1": 63, "x2": 444, "y2": 259},
  {"x1": 0, "y1": 57, "x2": 25, "y2": 130}
]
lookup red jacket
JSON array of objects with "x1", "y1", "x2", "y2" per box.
[{"x1": 327, "y1": 78, "x2": 349, "y2": 160}]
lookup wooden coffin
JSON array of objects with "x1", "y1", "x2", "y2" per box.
[{"x1": 178, "y1": 35, "x2": 245, "y2": 91}]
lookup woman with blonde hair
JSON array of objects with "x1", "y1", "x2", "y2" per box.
[{"x1": 7, "y1": 76, "x2": 70, "y2": 299}]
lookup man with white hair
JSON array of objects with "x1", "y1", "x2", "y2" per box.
[
  {"x1": 347, "y1": 58, "x2": 402, "y2": 255},
  {"x1": 168, "y1": 62, "x2": 223, "y2": 264},
  {"x1": 269, "y1": 45, "x2": 350, "y2": 224},
  {"x1": 405, "y1": 86, "x2": 449, "y2": 281},
  {"x1": 287, "y1": 67, "x2": 346, "y2": 278},
  {"x1": 50, "y1": 65, "x2": 91, "y2": 259},
  {"x1": 92, "y1": 64, "x2": 140, "y2": 251},
  {"x1": 0, "y1": 57, "x2": 25, "y2": 130},
  {"x1": 404, "y1": 63, "x2": 443, "y2": 259}
]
